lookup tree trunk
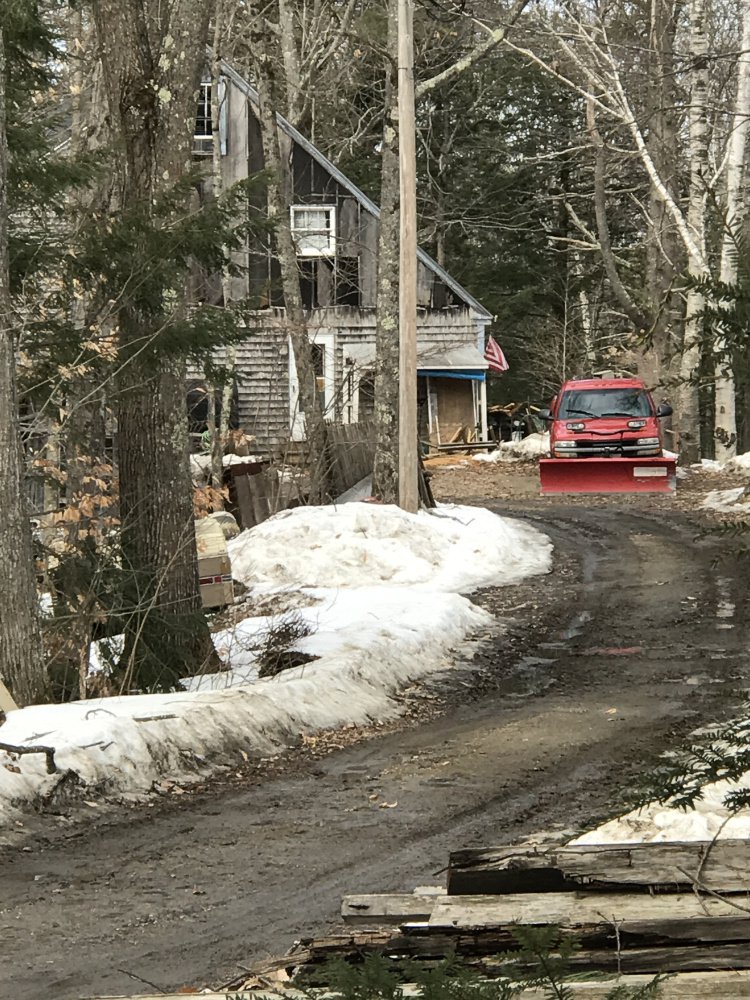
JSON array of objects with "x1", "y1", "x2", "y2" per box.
[
  {"x1": 714, "y1": 0, "x2": 750, "y2": 462},
  {"x1": 642, "y1": 0, "x2": 682, "y2": 393},
  {"x1": 677, "y1": 0, "x2": 710, "y2": 465},
  {"x1": 211, "y1": 5, "x2": 237, "y2": 495},
  {"x1": 92, "y1": 0, "x2": 219, "y2": 688},
  {"x1": 251, "y1": 8, "x2": 331, "y2": 502},
  {"x1": 371, "y1": 0, "x2": 400, "y2": 503},
  {"x1": 0, "y1": 26, "x2": 46, "y2": 706}
]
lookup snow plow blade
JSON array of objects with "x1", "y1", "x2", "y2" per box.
[{"x1": 539, "y1": 456, "x2": 676, "y2": 495}]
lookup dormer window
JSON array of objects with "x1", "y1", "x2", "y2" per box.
[
  {"x1": 291, "y1": 205, "x2": 336, "y2": 256},
  {"x1": 193, "y1": 81, "x2": 212, "y2": 156}
]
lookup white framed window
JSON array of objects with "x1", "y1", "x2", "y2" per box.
[
  {"x1": 193, "y1": 81, "x2": 213, "y2": 156},
  {"x1": 291, "y1": 205, "x2": 336, "y2": 257}
]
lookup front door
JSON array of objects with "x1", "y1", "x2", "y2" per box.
[{"x1": 289, "y1": 332, "x2": 335, "y2": 441}]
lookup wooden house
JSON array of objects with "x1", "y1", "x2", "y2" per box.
[{"x1": 194, "y1": 63, "x2": 492, "y2": 451}]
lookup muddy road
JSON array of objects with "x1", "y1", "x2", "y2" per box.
[{"x1": 3, "y1": 499, "x2": 750, "y2": 1000}]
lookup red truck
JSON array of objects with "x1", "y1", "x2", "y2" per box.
[{"x1": 538, "y1": 375, "x2": 676, "y2": 494}]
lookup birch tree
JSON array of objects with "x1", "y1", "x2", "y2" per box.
[
  {"x1": 677, "y1": 0, "x2": 711, "y2": 465},
  {"x1": 714, "y1": 0, "x2": 750, "y2": 461},
  {"x1": 0, "y1": 10, "x2": 46, "y2": 706}
]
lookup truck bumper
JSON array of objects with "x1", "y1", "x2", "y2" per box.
[{"x1": 539, "y1": 456, "x2": 677, "y2": 494}]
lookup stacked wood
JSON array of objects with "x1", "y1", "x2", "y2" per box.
[{"x1": 337, "y1": 841, "x2": 750, "y2": 977}]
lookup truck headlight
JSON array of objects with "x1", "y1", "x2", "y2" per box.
[
  {"x1": 628, "y1": 419, "x2": 647, "y2": 429},
  {"x1": 555, "y1": 441, "x2": 576, "y2": 449},
  {"x1": 637, "y1": 437, "x2": 659, "y2": 446}
]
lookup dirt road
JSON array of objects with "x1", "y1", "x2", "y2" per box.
[{"x1": 3, "y1": 491, "x2": 749, "y2": 1000}]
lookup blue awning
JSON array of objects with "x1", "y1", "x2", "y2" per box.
[{"x1": 419, "y1": 370, "x2": 486, "y2": 382}]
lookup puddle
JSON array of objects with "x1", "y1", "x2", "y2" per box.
[
  {"x1": 561, "y1": 610, "x2": 593, "y2": 641},
  {"x1": 715, "y1": 576, "x2": 736, "y2": 629},
  {"x1": 508, "y1": 655, "x2": 558, "y2": 698}
]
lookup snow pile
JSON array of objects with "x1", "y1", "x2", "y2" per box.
[
  {"x1": 0, "y1": 503, "x2": 551, "y2": 827},
  {"x1": 228, "y1": 503, "x2": 552, "y2": 593},
  {"x1": 474, "y1": 432, "x2": 549, "y2": 464},
  {"x1": 0, "y1": 587, "x2": 488, "y2": 823},
  {"x1": 573, "y1": 774, "x2": 750, "y2": 844},
  {"x1": 701, "y1": 486, "x2": 749, "y2": 512}
]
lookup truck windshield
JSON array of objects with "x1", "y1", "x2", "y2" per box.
[{"x1": 559, "y1": 388, "x2": 652, "y2": 419}]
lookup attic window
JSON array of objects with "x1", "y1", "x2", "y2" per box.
[
  {"x1": 291, "y1": 205, "x2": 336, "y2": 257},
  {"x1": 193, "y1": 82, "x2": 212, "y2": 156}
]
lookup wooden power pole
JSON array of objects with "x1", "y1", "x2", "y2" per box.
[{"x1": 397, "y1": 0, "x2": 419, "y2": 512}]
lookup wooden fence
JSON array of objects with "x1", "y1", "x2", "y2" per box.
[{"x1": 328, "y1": 419, "x2": 376, "y2": 498}]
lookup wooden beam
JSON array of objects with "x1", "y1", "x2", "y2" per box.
[
  {"x1": 430, "y1": 892, "x2": 750, "y2": 934},
  {"x1": 447, "y1": 841, "x2": 750, "y2": 895}
]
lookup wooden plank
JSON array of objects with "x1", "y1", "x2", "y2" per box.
[
  {"x1": 342, "y1": 892, "x2": 444, "y2": 925},
  {"x1": 448, "y1": 841, "x2": 750, "y2": 896},
  {"x1": 429, "y1": 892, "x2": 750, "y2": 942}
]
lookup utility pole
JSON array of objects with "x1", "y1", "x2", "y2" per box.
[{"x1": 397, "y1": 0, "x2": 418, "y2": 512}]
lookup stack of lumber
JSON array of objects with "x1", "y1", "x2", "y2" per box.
[{"x1": 337, "y1": 840, "x2": 750, "y2": 976}]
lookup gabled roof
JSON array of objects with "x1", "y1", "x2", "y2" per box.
[{"x1": 220, "y1": 60, "x2": 492, "y2": 322}]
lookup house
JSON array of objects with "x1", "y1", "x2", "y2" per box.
[{"x1": 194, "y1": 63, "x2": 492, "y2": 451}]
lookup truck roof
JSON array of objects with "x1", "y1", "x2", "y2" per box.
[{"x1": 559, "y1": 377, "x2": 646, "y2": 391}]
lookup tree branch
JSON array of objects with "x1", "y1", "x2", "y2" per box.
[
  {"x1": 0, "y1": 741, "x2": 57, "y2": 773},
  {"x1": 415, "y1": 0, "x2": 531, "y2": 99},
  {"x1": 586, "y1": 99, "x2": 651, "y2": 332}
]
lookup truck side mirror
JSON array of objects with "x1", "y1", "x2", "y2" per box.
[
  {"x1": 538, "y1": 408, "x2": 552, "y2": 421},
  {"x1": 656, "y1": 403, "x2": 673, "y2": 418}
]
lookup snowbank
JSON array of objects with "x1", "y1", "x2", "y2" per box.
[
  {"x1": 228, "y1": 503, "x2": 552, "y2": 593},
  {"x1": 474, "y1": 432, "x2": 549, "y2": 464},
  {"x1": 0, "y1": 503, "x2": 551, "y2": 828},
  {"x1": 0, "y1": 586, "x2": 488, "y2": 825}
]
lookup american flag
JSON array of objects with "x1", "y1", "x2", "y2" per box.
[{"x1": 484, "y1": 336, "x2": 509, "y2": 374}]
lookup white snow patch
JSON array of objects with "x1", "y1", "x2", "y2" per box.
[
  {"x1": 572, "y1": 774, "x2": 750, "y2": 844},
  {"x1": 336, "y1": 475, "x2": 374, "y2": 504},
  {"x1": 0, "y1": 502, "x2": 552, "y2": 827},
  {"x1": 726, "y1": 451, "x2": 750, "y2": 473},
  {"x1": 692, "y1": 458, "x2": 724, "y2": 472},
  {"x1": 474, "y1": 432, "x2": 549, "y2": 464},
  {"x1": 227, "y1": 503, "x2": 552, "y2": 593},
  {"x1": 702, "y1": 487, "x2": 748, "y2": 512}
]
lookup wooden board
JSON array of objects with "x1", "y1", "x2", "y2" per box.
[
  {"x1": 0, "y1": 678, "x2": 18, "y2": 713},
  {"x1": 342, "y1": 892, "x2": 444, "y2": 924},
  {"x1": 428, "y1": 892, "x2": 750, "y2": 944},
  {"x1": 448, "y1": 841, "x2": 750, "y2": 895}
]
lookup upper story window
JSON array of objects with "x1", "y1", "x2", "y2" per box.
[
  {"x1": 193, "y1": 81, "x2": 213, "y2": 156},
  {"x1": 291, "y1": 205, "x2": 336, "y2": 257}
]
